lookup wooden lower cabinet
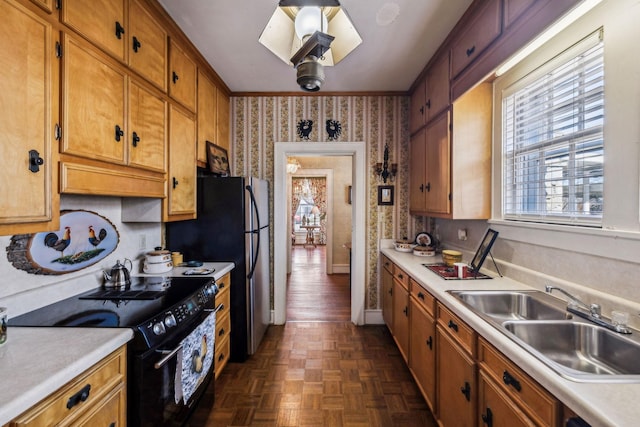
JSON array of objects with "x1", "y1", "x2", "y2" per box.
[
  {"x1": 381, "y1": 255, "x2": 394, "y2": 332},
  {"x1": 409, "y1": 295, "x2": 436, "y2": 412},
  {"x1": 214, "y1": 272, "x2": 231, "y2": 378},
  {"x1": 436, "y1": 325, "x2": 476, "y2": 427},
  {"x1": 392, "y1": 276, "x2": 410, "y2": 363},
  {"x1": 10, "y1": 346, "x2": 126, "y2": 427},
  {"x1": 478, "y1": 370, "x2": 535, "y2": 427}
]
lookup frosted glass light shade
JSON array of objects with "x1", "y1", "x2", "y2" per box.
[{"x1": 294, "y1": 7, "x2": 328, "y2": 40}]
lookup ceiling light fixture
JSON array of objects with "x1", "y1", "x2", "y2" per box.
[{"x1": 259, "y1": 0, "x2": 362, "y2": 92}]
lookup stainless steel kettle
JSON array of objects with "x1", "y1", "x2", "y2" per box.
[{"x1": 103, "y1": 259, "x2": 132, "y2": 289}]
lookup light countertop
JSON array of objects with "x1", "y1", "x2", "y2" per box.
[
  {"x1": 0, "y1": 327, "x2": 133, "y2": 425},
  {"x1": 0, "y1": 262, "x2": 234, "y2": 425},
  {"x1": 381, "y1": 247, "x2": 640, "y2": 427}
]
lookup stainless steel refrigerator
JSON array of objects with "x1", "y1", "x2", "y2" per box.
[{"x1": 166, "y1": 173, "x2": 270, "y2": 361}]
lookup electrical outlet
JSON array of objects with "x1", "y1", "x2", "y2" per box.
[
  {"x1": 458, "y1": 228, "x2": 467, "y2": 241},
  {"x1": 138, "y1": 234, "x2": 147, "y2": 251}
]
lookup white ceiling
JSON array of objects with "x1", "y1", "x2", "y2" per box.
[{"x1": 157, "y1": 0, "x2": 473, "y2": 93}]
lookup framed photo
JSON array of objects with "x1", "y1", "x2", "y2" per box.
[
  {"x1": 377, "y1": 185, "x2": 394, "y2": 205},
  {"x1": 206, "y1": 141, "x2": 230, "y2": 176},
  {"x1": 469, "y1": 228, "x2": 499, "y2": 273}
]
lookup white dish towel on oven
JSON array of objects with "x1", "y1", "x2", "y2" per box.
[{"x1": 174, "y1": 311, "x2": 216, "y2": 404}]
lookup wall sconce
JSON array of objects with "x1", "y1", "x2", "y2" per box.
[{"x1": 374, "y1": 144, "x2": 397, "y2": 183}]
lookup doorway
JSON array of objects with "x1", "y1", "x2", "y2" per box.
[{"x1": 274, "y1": 142, "x2": 366, "y2": 325}]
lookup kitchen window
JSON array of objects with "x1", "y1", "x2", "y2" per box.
[{"x1": 500, "y1": 29, "x2": 604, "y2": 226}]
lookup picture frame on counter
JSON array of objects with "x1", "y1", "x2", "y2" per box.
[
  {"x1": 378, "y1": 185, "x2": 394, "y2": 206},
  {"x1": 206, "y1": 141, "x2": 230, "y2": 176}
]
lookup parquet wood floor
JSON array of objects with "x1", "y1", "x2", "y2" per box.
[{"x1": 188, "y1": 247, "x2": 436, "y2": 426}]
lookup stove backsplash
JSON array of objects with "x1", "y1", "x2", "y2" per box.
[{"x1": 0, "y1": 195, "x2": 162, "y2": 318}]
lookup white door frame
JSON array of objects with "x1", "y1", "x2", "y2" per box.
[{"x1": 274, "y1": 142, "x2": 366, "y2": 325}]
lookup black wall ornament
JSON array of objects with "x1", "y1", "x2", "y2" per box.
[
  {"x1": 326, "y1": 119, "x2": 342, "y2": 141},
  {"x1": 297, "y1": 120, "x2": 313, "y2": 140}
]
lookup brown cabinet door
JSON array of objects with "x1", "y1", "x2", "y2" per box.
[
  {"x1": 478, "y1": 371, "x2": 536, "y2": 427},
  {"x1": 216, "y1": 89, "x2": 230, "y2": 152},
  {"x1": 382, "y1": 260, "x2": 394, "y2": 332},
  {"x1": 167, "y1": 105, "x2": 196, "y2": 219},
  {"x1": 61, "y1": 0, "x2": 126, "y2": 61},
  {"x1": 128, "y1": 80, "x2": 166, "y2": 172},
  {"x1": 426, "y1": 52, "x2": 450, "y2": 121},
  {"x1": 410, "y1": 297, "x2": 436, "y2": 411},
  {"x1": 129, "y1": 0, "x2": 167, "y2": 91},
  {"x1": 451, "y1": 0, "x2": 502, "y2": 78},
  {"x1": 62, "y1": 35, "x2": 127, "y2": 165},
  {"x1": 436, "y1": 326, "x2": 476, "y2": 427},
  {"x1": 197, "y1": 70, "x2": 218, "y2": 163},
  {"x1": 503, "y1": 0, "x2": 537, "y2": 30},
  {"x1": 409, "y1": 127, "x2": 427, "y2": 213},
  {"x1": 169, "y1": 39, "x2": 197, "y2": 112},
  {"x1": 425, "y1": 112, "x2": 451, "y2": 215},
  {"x1": 392, "y1": 279, "x2": 409, "y2": 362},
  {"x1": 0, "y1": 0, "x2": 58, "y2": 232},
  {"x1": 410, "y1": 78, "x2": 427, "y2": 135}
]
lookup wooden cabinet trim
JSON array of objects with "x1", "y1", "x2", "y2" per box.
[
  {"x1": 409, "y1": 279, "x2": 435, "y2": 317},
  {"x1": 437, "y1": 302, "x2": 476, "y2": 356}
]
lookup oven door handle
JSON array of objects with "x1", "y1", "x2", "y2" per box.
[{"x1": 154, "y1": 345, "x2": 182, "y2": 370}]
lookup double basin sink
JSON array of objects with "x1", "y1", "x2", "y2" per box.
[{"x1": 448, "y1": 290, "x2": 640, "y2": 382}]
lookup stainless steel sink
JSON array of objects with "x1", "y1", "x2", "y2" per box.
[
  {"x1": 449, "y1": 290, "x2": 569, "y2": 323},
  {"x1": 447, "y1": 290, "x2": 640, "y2": 382},
  {"x1": 503, "y1": 320, "x2": 640, "y2": 380}
]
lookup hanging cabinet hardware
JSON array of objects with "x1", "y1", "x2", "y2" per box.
[
  {"x1": 28, "y1": 150, "x2": 44, "y2": 173},
  {"x1": 66, "y1": 384, "x2": 91, "y2": 409},
  {"x1": 481, "y1": 407, "x2": 493, "y2": 427},
  {"x1": 426, "y1": 99, "x2": 431, "y2": 109},
  {"x1": 54, "y1": 123, "x2": 62, "y2": 140},
  {"x1": 115, "y1": 21, "x2": 125, "y2": 39},
  {"x1": 397, "y1": 273, "x2": 404, "y2": 279},
  {"x1": 426, "y1": 336, "x2": 433, "y2": 350},
  {"x1": 172, "y1": 71, "x2": 179, "y2": 84},
  {"x1": 55, "y1": 41, "x2": 62, "y2": 58},
  {"x1": 466, "y1": 45, "x2": 476, "y2": 57},
  {"x1": 403, "y1": 306, "x2": 408, "y2": 317},
  {"x1": 417, "y1": 292, "x2": 425, "y2": 300},
  {"x1": 460, "y1": 381, "x2": 471, "y2": 401},
  {"x1": 447, "y1": 319, "x2": 458, "y2": 332},
  {"x1": 132, "y1": 131, "x2": 140, "y2": 147},
  {"x1": 132, "y1": 36, "x2": 141, "y2": 53},
  {"x1": 115, "y1": 125, "x2": 124, "y2": 142},
  {"x1": 419, "y1": 184, "x2": 424, "y2": 192},
  {"x1": 218, "y1": 328, "x2": 225, "y2": 336},
  {"x1": 172, "y1": 177, "x2": 178, "y2": 189},
  {"x1": 502, "y1": 370, "x2": 522, "y2": 392},
  {"x1": 425, "y1": 182, "x2": 431, "y2": 192},
  {"x1": 419, "y1": 106, "x2": 424, "y2": 115}
]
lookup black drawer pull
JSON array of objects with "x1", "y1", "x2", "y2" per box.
[
  {"x1": 426, "y1": 99, "x2": 431, "y2": 109},
  {"x1": 426, "y1": 336, "x2": 433, "y2": 350},
  {"x1": 172, "y1": 177, "x2": 178, "y2": 189},
  {"x1": 448, "y1": 319, "x2": 458, "y2": 332},
  {"x1": 115, "y1": 124, "x2": 124, "y2": 142},
  {"x1": 397, "y1": 273, "x2": 404, "y2": 279},
  {"x1": 481, "y1": 407, "x2": 493, "y2": 426},
  {"x1": 218, "y1": 328, "x2": 225, "y2": 336},
  {"x1": 403, "y1": 306, "x2": 408, "y2": 317},
  {"x1": 132, "y1": 36, "x2": 141, "y2": 52},
  {"x1": 115, "y1": 21, "x2": 125, "y2": 39},
  {"x1": 29, "y1": 149, "x2": 44, "y2": 173},
  {"x1": 172, "y1": 71, "x2": 179, "y2": 84},
  {"x1": 466, "y1": 45, "x2": 476, "y2": 57},
  {"x1": 218, "y1": 353, "x2": 225, "y2": 362},
  {"x1": 502, "y1": 370, "x2": 522, "y2": 392},
  {"x1": 460, "y1": 381, "x2": 471, "y2": 401},
  {"x1": 132, "y1": 131, "x2": 140, "y2": 147},
  {"x1": 66, "y1": 384, "x2": 91, "y2": 410},
  {"x1": 417, "y1": 292, "x2": 425, "y2": 300}
]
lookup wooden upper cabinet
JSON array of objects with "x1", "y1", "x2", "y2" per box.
[
  {"x1": 504, "y1": 0, "x2": 537, "y2": 30},
  {"x1": 62, "y1": 34, "x2": 127, "y2": 165},
  {"x1": 197, "y1": 70, "x2": 218, "y2": 163},
  {"x1": 166, "y1": 105, "x2": 196, "y2": 220},
  {"x1": 0, "y1": 0, "x2": 59, "y2": 234},
  {"x1": 410, "y1": 52, "x2": 450, "y2": 135},
  {"x1": 30, "y1": 0, "x2": 55, "y2": 13},
  {"x1": 128, "y1": 79, "x2": 166, "y2": 172},
  {"x1": 216, "y1": 89, "x2": 231, "y2": 152},
  {"x1": 451, "y1": 0, "x2": 502, "y2": 78},
  {"x1": 128, "y1": 0, "x2": 167, "y2": 91},
  {"x1": 61, "y1": 0, "x2": 126, "y2": 61},
  {"x1": 409, "y1": 127, "x2": 427, "y2": 212},
  {"x1": 169, "y1": 39, "x2": 197, "y2": 112}
]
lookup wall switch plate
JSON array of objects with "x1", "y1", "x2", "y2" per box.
[{"x1": 458, "y1": 229, "x2": 467, "y2": 241}]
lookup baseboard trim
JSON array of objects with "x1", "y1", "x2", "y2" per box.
[
  {"x1": 365, "y1": 309, "x2": 384, "y2": 325},
  {"x1": 332, "y1": 264, "x2": 350, "y2": 274}
]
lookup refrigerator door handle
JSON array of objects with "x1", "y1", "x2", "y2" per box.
[{"x1": 246, "y1": 184, "x2": 260, "y2": 280}]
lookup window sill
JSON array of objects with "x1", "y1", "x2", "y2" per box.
[{"x1": 488, "y1": 219, "x2": 640, "y2": 264}]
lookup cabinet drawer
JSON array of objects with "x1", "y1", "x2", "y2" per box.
[
  {"x1": 409, "y1": 279, "x2": 435, "y2": 317},
  {"x1": 437, "y1": 303, "x2": 476, "y2": 356},
  {"x1": 214, "y1": 334, "x2": 231, "y2": 379},
  {"x1": 479, "y1": 338, "x2": 559, "y2": 426},
  {"x1": 478, "y1": 370, "x2": 536, "y2": 427},
  {"x1": 451, "y1": 0, "x2": 502, "y2": 77},
  {"x1": 215, "y1": 311, "x2": 231, "y2": 343},
  {"x1": 11, "y1": 346, "x2": 126, "y2": 427},
  {"x1": 215, "y1": 286, "x2": 231, "y2": 320},
  {"x1": 381, "y1": 255, "x2": 393, "y2": 274},
  {"x1": 74, "y1": 384, "x2": 126, "y2": 427},
  {"x1": 392, "y1": 265, "x2": 409, "y2": 290}
]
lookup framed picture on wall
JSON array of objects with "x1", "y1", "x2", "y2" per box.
[
  {"x1": 206, "y1": 141, "x2": 230, "y2": 176},
  {"x1": 378, "y1": 185, "x2": 394, "y2": 205}
]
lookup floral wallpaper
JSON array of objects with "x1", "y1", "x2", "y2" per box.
[{"x1": 231, "y1": 95, "x2": 425, "y2": 310}]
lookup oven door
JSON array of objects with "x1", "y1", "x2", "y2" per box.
[{"x1": 129, "y1": 312, "x2": 215, "y2": 427}]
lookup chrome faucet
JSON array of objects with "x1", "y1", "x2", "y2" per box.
[{"x1": 545, "y1": 285, "x2": 631, "y2": 334}]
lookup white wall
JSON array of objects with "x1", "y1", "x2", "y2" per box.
[{"x1": 0, "y1": 195, "x2": 162, "y2": 317}]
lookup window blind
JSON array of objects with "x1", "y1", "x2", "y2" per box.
[{"x1": 502, "y1": 31, "x2": 604, "y2": 225}]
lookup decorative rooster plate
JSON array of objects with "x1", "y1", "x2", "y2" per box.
[{"x1": 9, "y1": 210, "x2": 119, "y2": 275}]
